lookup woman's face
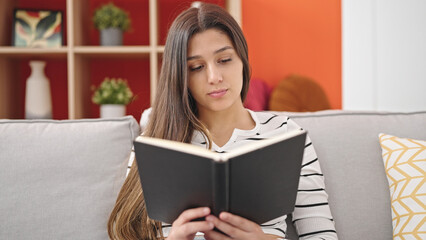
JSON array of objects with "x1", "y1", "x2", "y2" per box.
[{"x1": 187, "y1": 28, "x2": 244, "y2": 114}]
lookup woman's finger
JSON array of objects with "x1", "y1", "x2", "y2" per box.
[
  {"x1": 175, "y1": 221, "x2": 214, "y2": 237},
  {"x1": 173, "y1": 207, "x2": 210, "y2": 226},
  {"x1": 219, "y1": 212, "x2": 258, "y2": 232},
  {"x1": 205, "y1": 214, "x2": 245, "y2": 238}
]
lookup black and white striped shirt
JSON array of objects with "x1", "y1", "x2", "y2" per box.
[{"x1": 130, "y1": 109, "x2": 337, "y2": 239}]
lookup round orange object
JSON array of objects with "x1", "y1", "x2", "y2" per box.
[{"x1": 269, "y1": 75, "x2": 331, "y2": 112}]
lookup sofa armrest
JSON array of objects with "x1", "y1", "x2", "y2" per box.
[{"x1": 0, "y1": 116, "x2": 140, "y2": 240}]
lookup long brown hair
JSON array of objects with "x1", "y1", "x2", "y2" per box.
[{"x1": 108, "y1": 3, "x2": 251, "y2": 239}]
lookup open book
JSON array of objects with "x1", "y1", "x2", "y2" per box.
[{"x1": 133, "y1": 129, "x2": 307, "y2": 224}]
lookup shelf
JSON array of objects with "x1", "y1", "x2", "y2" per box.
[
  {"x1": 0, "y1": 46, "x2": 162, "y2": 59},
  {"x1": 75, "y1": 0, "x2": 150, "y2": 46},
  {"x1": 0, "y1": 58, "x2": 68, "y2": 119},
  {"x1": 0, "y1": 47, "x2": 68, "y2": 58},
  {"x1": 157, "y1": 46, "x2": 165, "y2": 53},
  {"x1": 72, "y1": 46, "x2": 164, "y2": 59},
  {"x1": 87, "y1": 59, "x2": 151, "y2": 119},
  {"x1": 0, "y1": 0, "x2": 241, "y2": 120},
  {"x1": 73, "y1": 46, "x2": 152, "y2": 58}
]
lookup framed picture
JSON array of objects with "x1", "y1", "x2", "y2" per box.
[{"x1": 12, "y1": 9, "x2": 63, "y2": 47}]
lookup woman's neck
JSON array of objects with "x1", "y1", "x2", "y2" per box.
[{"x1": 197, "y1": 102, "x2": 255, "y2": 147}]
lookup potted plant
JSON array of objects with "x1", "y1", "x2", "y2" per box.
[
  {"x1": 92, "y1": 3, "x2": 131, "y2": 46},
  {"x1": 92, "y1": 77, "x2": 134, "y2": 118}
]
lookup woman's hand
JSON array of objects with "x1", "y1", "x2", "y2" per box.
[
  {"x1": 166, "y1": 207, "x2": 214, "y2": 240},
  {"x1": 203, "y1": 212, "x2": 279, "y2": 240}
]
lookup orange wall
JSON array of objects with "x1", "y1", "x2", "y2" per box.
[{"x1": 242, "y1": 0, "x2": 342, "y2": 109}]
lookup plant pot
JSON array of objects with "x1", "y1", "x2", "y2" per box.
[
  {"x1": 100, "y1": 28, "x2": 123, "y2": 46},
  {"x1": 100, "y1": 104, "x2": 126, "y2": 118},
  {"x1": 25, "y1": 60, "x2": 52, "y2": 119}
]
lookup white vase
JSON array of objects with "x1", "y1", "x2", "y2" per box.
[
  {"x1": 100, "y1": 104, "x2": 126, "y2": 118},
  {"x1": 25, "y1": 61, "x2": 52, "y2": 119}
]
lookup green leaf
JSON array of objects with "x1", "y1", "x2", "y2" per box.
[
  {"x1": 14, "y1": 34, "x2": 28, "y2": 46},
  {"x1": 16, "y1": 18, "x2": 32, "y2": 36},
  {"x1": 45, "y1": 32, "x2": 62, "y2": 46},
  {"x1": 35, "y1": 12, "x2": 58, "y2": 41},
  {"x1": 92, "y1": 78, "x2": 134, "y2": 105},
  {"x1": 93, "y1": 3, "x2": 131, "y2": 31}
]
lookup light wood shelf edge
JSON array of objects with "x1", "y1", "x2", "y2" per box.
[
  {"x1": 73, "y1": 46, "x2": 152, "y2": 54},
  {"x1": 67, "y1": 0, "x2": 76, "y2": 119},
  {"x1": 227, "y1": 0, "x2": 242, "y2": 26},
  {"x1": 0, "y1": 47, "x2": 68, "y2": 53},
  {"x1": 149, "y1": 0, "x2": 159, "y2": 105},
  {"x1": 156, "y1": 46, "x2": 165, "y2": 53},
  {"x1": 0, "y1": 47, "x2": 68, "y2": 58}
]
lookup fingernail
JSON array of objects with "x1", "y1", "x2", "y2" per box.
[
  {"x1": 204, "y1": 207, "x2": 210, "y2": 214},
  {"x1": 208, "y1": 222, "x2": 214, "y2": 228}
]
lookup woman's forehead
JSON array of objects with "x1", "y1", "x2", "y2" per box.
[{"x1": 187, "y1": 29, "x2": 234, "y2": 57}]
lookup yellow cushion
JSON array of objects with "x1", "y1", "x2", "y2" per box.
[{"x1": 378, "y1": 133, "x2": 426, "y2": 239}]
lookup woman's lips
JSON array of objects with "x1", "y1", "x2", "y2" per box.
[{"x1": 208, "y1": 89, "x2": 227, "y2": 98}]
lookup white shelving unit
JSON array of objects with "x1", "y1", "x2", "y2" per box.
[{"x1": 0, "y1": 0, "x2": 241, "y2": 119}]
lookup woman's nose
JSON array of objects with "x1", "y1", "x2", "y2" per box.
[{"x1": 207, "y1": 64, "x2": 223, "y2": 84}]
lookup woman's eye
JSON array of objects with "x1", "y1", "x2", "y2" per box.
[
  {"x1": 220, "y1": 58, "x2": 232, "y2": 63},
  {"x1": 190, "y1": 65, "x2": 203, "y2": 72}
]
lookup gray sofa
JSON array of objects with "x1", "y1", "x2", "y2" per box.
[
  {"x1": 1, "y1": 111, "x2": 425, "y2": 239},
  {"x1": 0, "y1": 117, "x2": 140, "y2": 239},
  {"x1": 283, "y1": 110, "x2": 426, "y2": 239}
]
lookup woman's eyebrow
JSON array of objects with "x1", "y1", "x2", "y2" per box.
[
  {"x1": 187, "y1": 46, "x2": 233, "y2": 61},
  {"x1": 214, "y1": 46, "x2": 233, "y2": 54}
]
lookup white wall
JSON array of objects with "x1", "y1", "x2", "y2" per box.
[{"x1": 342, "y1": 0, "x2": 426, "y2": 112}]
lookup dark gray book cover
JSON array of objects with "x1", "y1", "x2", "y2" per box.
[{"x1": 134, "y1": 129, "x2": 307, "y2": 224}]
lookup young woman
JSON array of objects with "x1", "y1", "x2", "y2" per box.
[{"x1": 108, "y1": 3, "x2": 337, "y2": 240}]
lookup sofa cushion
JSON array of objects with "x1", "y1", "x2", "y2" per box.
[
  {"x1": 379, "y1": 133, "x2": 425, "y2": 239},
  {"x1": 0, "y1": 116, "x2": 140, "y2": 240},
  {"x1": 244, "y1": 78, "x2": 271, "y2": 111},
  {"x1": 276, "y1": 110, "x2": 426, "y2": 240},
  {"x1": 269, "y1": 75, "x2": 331, "y2": 112}
]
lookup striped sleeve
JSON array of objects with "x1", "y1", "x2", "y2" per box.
[
  {"x1": 287, "y1": 119, "x2": 338, "y2": 239},
  {"x1": 260, "y1": 215, "x2": 287, "y2": 237}
]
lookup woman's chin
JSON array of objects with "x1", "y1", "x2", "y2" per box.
[{"x1": 204, "y1": 101, "x2": 242, "y2": 113}]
